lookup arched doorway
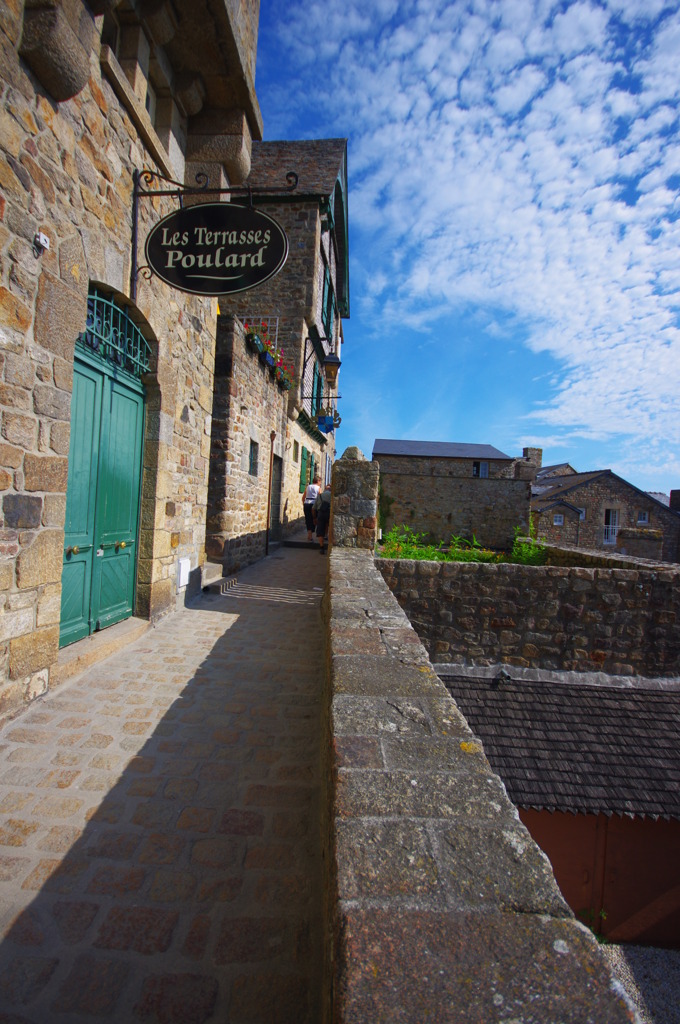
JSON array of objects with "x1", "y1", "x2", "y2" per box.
[{"x1": 60, "y1": 288, "x2": 151, "y2": 647}]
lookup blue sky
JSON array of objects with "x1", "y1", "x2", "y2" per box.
[{"x1": 256, "y1": 0, "x2": 680, "y2": 494}]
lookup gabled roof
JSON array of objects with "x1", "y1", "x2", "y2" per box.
[
  {"x1": 532, "y1": 469, "x2": 680, "y2": 518},
  {"x1": 536, "y1": 462, "x2": 577, "y2": 479},
  {"x1": 439, "y1": 673, "x2": 680, "y2": 819},
  {"x1": 372, "y1": 439, "x2": 512, "y2": 460},
  {"x1": 648, "y1": 491, "x2": 671, "y2": 507}
]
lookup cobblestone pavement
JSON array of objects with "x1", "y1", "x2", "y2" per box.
[{"x1": 0, "y1": 543, "x2": 327, "y2": 1023}]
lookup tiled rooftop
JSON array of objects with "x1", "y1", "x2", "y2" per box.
[{"x1": 438, "y1": 672, "x2": 680, "y2": 820}]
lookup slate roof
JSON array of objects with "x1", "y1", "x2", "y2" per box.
[
  {"x1": 532, "y1": 470, "x2": 607, "y2": 500},
  {"x1": 536, "y1": 462, "x2": 577, "y2": 479},
  {"x1": 246, "y1": 139, "x2": 347, "y2": 197},
  {"x1": 532, "y1": 469, "x2": 680, "y2": 518},
  {"x1": 439, "y1": 673, "x2": 680, "y2": 819},
  {"x1": 372, "y1": 439, "x2": 512, "y2": 460}
]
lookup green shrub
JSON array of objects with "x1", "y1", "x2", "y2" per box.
[
  {"x1": 509, "y1": 524, "x2": 547, "y2": 565},
  {"x1": 378, "y1": 525, "x2": 500, "y2": 563}
]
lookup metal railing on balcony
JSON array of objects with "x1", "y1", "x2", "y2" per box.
[{"x1": 603, "y1": 525, "x2": 618, "y2": 544}]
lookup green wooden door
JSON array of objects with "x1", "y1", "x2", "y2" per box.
[{"x1": 60, "y1": 352, "x2": 144, "y2": 647}]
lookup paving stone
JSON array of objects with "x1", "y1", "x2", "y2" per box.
[
  {"x1": 0, "y1": 954, "x2": 58, "y2": 1005},
  {"x1": 95, "y1": 906, "x2": 179, "y2": 954},
  {"x1": 52, "y1": 900, "x2": 99, "y2": 943},
  {"x1": 51, "y1": 953, "x2": 130, "y2": 1015},
  {"x1": 134, "y1": 972, "x2": 218, "y2": 1024}
]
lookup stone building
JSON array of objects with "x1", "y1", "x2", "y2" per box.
[
  {"x1": 373, "y1": 438, "x2": 535, "y2": 550},
  {"x1": 206, "y1": 139, "x2": 349, "y2": 572},
  {"x1": 0, "y1": 0, "x2": 263, "y2": 717},
  {"x1": 532, "y1": 468, "x2": 680, "y2": 562}
]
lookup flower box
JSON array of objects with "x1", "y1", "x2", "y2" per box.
[{"x1": 245, "y1": 332, "x2": 263, "y2": 352}]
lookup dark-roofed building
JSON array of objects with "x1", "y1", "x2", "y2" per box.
[
  {"x1": 440, "y1": 670, "x2": 680, "y2": 948},
  {"x1": 372, "y1": 439, "x2": 537, "y2": 550},
  {"x1": 532, "y1": 469, "x2": 680, "y2": 562},
  {"x1": 206, "y1": 139, "x2": 349, "y2": 570}
]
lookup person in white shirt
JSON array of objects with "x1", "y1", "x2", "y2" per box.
[{"x1": 302, "y1": 474, "x2": 321, "y2": 541}]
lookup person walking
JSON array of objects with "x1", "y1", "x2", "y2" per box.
[
  {"x1": 302, "y1": 473, "x2": 321, "y2": 541},
  {"x1": 314, "y1": 482, "x2": 332, "y2": 553}
]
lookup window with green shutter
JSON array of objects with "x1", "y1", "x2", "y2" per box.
[
  {"x1": 322, "y1": 264, "x2": 335, "y2": 340},
  {"x1": 299, "y1": 446, "x2": 308, "y2": 492}
]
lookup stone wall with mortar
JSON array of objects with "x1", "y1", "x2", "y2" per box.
[
  {"x1": 376, "y1": 454, "x2": 531, "y2": 549},
  {"x1": 321, "y1": 548, "x2": 637, "y2": 1022},
  {"x1": 206, "y1": 314, "x2": 290, "y2": 572},
  {"x1": 219, "y1": 198, "x2": 337, "y2": 527},
  {"x1": 376, "y1": 558, "x2": 680, "y2": 677},
  {"x1": 0, "y1": 3, "x2": 255, "y2": 718},
  {"x1": 330, "y1": 447, "x2": 378, "y2": 551}
]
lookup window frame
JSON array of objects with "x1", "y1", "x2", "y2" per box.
[{"x1": 248, "y1": 439, "x2": 259, "y2": 477}]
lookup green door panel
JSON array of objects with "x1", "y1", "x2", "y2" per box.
[
  {"x1": 60, "y1": 362, "x2": 102, "y2": 646},
  {"x1": 60, "y1": 355, "x2": 144, "y2": 647},
  {"x1": 91, "y1": 377, "x2": 144, "y2": 631}
]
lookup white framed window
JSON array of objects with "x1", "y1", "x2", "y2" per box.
[
  {"x1": 472, "y1": 461, "x2": 488, "y2": 478},
  {"x1": 603, "y1": 508, "x2": 619, "y2": 544},
  {"x1": 553, "y1": 513, "x2": 564, "y2": 526},
  {"x1": 637, "y1": 510, "x2": 649, "y2": 524}
]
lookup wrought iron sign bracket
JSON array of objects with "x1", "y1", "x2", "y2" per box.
[{"x1": 131, "y1": 168, "x2": 298, "y2": 300}]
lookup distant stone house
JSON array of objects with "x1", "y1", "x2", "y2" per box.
[
  {"x1": 206, "y1": 139, "x2": 349, "y2": 572},
  {"x1": 532, "y1": 469, "x2": 680, "y2": 563},
  {"x1": 372, "y1": 439, "x2": 537, "y2": 550}
]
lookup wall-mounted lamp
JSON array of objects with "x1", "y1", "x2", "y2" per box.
[
  {"x1": 301, "y1": 334, "x2": 342, "y2": 387},
  {"x1": 322, "y1": 352, "x2": 341, "y2": 387}
]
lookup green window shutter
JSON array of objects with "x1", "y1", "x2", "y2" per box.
[
  {"x1": 299, "y1": 446, "x2": 308, "y2": 492},
  {"x1": 309, "y1": 452, "x2": 315, "y2": 484},
  {"x1": 311, "y1": 363, "x2": 319, "y2": 416}
]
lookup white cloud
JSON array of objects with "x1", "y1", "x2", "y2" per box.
[{"x1": 258, "y1": 0, "x2": 680, "y2": 486}]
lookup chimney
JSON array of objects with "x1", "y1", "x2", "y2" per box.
[
  {"x1": 670, "y1": 489, "x2": 680, "y2": 512},
  {"x1": 523, "y1": 447, "x2": 542, "y2": 469}
]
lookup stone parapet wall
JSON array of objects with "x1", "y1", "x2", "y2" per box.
[
  {"x1": 545, "y1": 542, "x2": 676, "y2": 570},
  {"x1": 377, "y1": 558, "x2": 680, "y2": 677},
  {"x1": 322, "y1": 549, "x2": 636, "y2": 1023},
  {"x1": 330, "y1": 447, "x2": 378, "y2": 550}
]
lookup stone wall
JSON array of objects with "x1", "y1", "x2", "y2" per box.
[
  {"x1": 220, "y1": 197, "x2": 336, "y2": 525},
  {"x1": 377, "y1": 558, "x2": 680, "y2": 677},
  {"x1": 330, "y1": 447, "x2": 379, "y2": 550},
  {"x1": 376, "y1": 454, "x2": 531, "y2": 549},
  {"x1": 206, "y1": 314, "x2": 290, "y2": 572},
  {"x1": 0, "y1": 3, "x2": 253, "y2": 717},
  {"x1": 322, "y1": 548, "x2": 637, "y2": 1022}
]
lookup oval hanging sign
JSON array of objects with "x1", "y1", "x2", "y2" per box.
[{"x1": 144, "y1": 202, "x2": 288, "y2": 296}]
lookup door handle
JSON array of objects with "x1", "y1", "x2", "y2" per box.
[
  {"x1": 101, "y1": 540, "x2": 134, "y2": 550},
  {"x1": 65, "y1": 544, "x2": 92, "y2": 556}
]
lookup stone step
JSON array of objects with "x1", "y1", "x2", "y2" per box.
[
  {"x1": 200, "y1": 561, "x2": 224, "y2": 588},
  {"x1": 51, "y1": 616, "x2": 150, "y2": 689}
]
